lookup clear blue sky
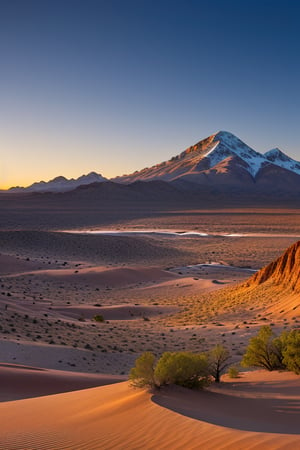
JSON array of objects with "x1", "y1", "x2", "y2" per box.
[{"x1": 1, "y1": 0, "x2": 299, "y2": 187}]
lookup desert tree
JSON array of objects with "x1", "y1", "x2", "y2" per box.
[{"x1": 208, "y1": 344, "x2": 231, "y2": 382}]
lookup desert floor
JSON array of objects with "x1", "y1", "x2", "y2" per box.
[{"x1": 0, "y1": 208, "x2": 299, "y2": 448}]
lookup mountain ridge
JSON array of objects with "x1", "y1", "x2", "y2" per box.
[
  {"x1": 113, "y1": 130, "x2": 300, "y2": 184},
  {"x1": 9, "y1": 172, "x2": 107, "y2": 193},
  {"x1": 3, "y1": 131, "x2": 300, "y2": 193}
]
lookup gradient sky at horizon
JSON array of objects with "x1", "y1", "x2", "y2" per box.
[{"x1": 1, "y1": 0, "x2": 300, "y2": 188}]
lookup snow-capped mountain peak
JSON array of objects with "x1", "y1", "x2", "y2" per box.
[
  {"x1": 264, "y1": 148, "x2": 300, "y2": 175},
  {"x1": 265, "y1": 147, "x2": 285, "y2": 159},
  {"x1": 205, "y1": 131, "x2": 267, "y2": 176},
  {"x1": 114, "y1": 130, "x2": 300, "y2": 184}
]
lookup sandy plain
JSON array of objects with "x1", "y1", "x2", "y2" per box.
[{"x1": 0, "y1": 207, "x2": 299, "y2": 448}]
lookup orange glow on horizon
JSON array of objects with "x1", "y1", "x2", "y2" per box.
[{"x1": 0, "y1": 169, "x2": 117, "y2": 191}]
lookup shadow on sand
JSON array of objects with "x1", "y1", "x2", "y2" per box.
[{"x1": 151, "y1": 384, "x2": 300, "y2": 434}]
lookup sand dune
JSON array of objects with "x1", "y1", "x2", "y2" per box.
[
  {"x1": 0, "y1": 370, "x2": 299, "y2": 449},
  {"x1": 53, "y1": 304, "x2": 178, "y2": 321},
  {"x1": 244, "y1": 286, "x2": 299, "y2": 318},
  {"x1": 143, "y1": 277, "x2": 228, "y2": 289},
  {"x1": 0, "y1": 253, "x2": 42, "y2": 275},
  {"x1": 0, "y1": 363, "x2": 124, "y2": 401},
  {"x1": 24, "y1": 266, "x2": 177, "y2": 288},
  {"x1": 0, "y1": 340, "x2": 137, "y2": 374}
]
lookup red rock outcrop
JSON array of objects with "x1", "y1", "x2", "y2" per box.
[{"x1": 246, "y1": 240, "x2": 300, "y2": 291}]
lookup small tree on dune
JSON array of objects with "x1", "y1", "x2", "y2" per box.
[{"x1": 208, "y1": 344, "x2": 231, "y2": 382}]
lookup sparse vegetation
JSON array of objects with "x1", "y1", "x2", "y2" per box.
[
  {"x1": 242, "y1": 325, "x2": 284, "y2": 371},
  {"x1": 129, "y1": 352, "x2": 156, "y2": 388},
  {"x1": 94, "y1": 314, "x2": 104, "y2": 322},
  {"x1": 282, "y1": 329, "x2": 300, "y2": 374},
  {"x1": 130, "y1": 351, "x2": 211, "y2": 389},
  {"x1": 242, "y1": 326, "x2": 300, "y2": 374},
  {"x1": 154, "y1": 351, "x2": 209, "y2": 388},
  {"x1": 228, "y1": 365, "x2": 240, "y2": 378},
  {"x1": 130, "y1": 346, "x2": 234, "y2": 389}
]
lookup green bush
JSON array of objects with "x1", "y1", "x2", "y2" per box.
[
  {"x1": 129, "y1": 352, "x2": 156, "y2": 388},
  {"x1": 282, "y1": 329, "x2": 300, "y2": 374},
  {"x1": 94, "y1": 314, "x2": 104, "y2": 322},
  {"x1": 228, "y1": 365, "x2": 240, "y2": 378},
  {"x1": 130, "y1": 351, "x2": 209, "y2": 389},
  {"x1": 242, "y1": 325, "x2": 283, "y2": 371},
  {"x1": 154, "y1": 351, "x2": 209, "y2": 388}
]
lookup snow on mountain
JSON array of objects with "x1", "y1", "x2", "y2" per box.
[
  {"x1": 202, "y1": 131, "x2": 267, "y2": 177},
  {"x1": 264, "y1": 148, "x2": 300, "y2": 175},
  {"x1": 114, "y1": 131, "x2": 269, "y2": 184},
  {"x1": 10, "y1": 172, "x2": 107, "y2": 193}
]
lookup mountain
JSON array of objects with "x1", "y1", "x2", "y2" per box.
[
  {"x1": 4, "y1": 131, "x2": 300, "y2": 197},
  {"x1": 114, "y1": 131, "x2": 266, "y2": 183},
  {"x1": 113, "y1": 131, "x2": 300, "y2": 190},
  {"x1": 9, "y1": 172, "x2": 107, "y2": 193},
  {"x1": 264, "y1": 148, "x2": 300, "y2": 175}
]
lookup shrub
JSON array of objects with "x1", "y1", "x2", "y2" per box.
[
  {"x1": 242, "y1": 325, "x2": 284, "y2": 371},
  {"x1": 130, "y1": 351, "x2": 209, "y2": 389},
  {"x1": 282, "y1": 329, "x2": 300, "y2": 374},
  {"x1": 228, "y1": 365, "x2": 240, "y2": 378},
  {"x1": 129, "y1": 352, "x2": 156, "y2": 388},
  {"x1": 94, "y1": 314, "x2": 104, "y2": 322},
  {"x1": 154, "y1": 351, "x2": 209, "y2": 388}
]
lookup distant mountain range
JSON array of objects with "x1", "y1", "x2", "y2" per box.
[
  {"x1": 9, "y1": 172, "x2": 107, "y2": 193},
  {"x1": 5, "y1": 131, "x2": 300, "y2": 195}
]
